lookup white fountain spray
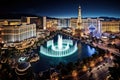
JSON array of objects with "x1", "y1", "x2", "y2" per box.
[
  {"x1": 40, "y1": 34, "x2": 78, "y2": 57},
  {"x1": 58, "y1": 35, "x2": 63, "y2": 50}
]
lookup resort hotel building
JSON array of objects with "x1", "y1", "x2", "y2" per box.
[{"x1": 0, "y1": 17, "x2": 36, "y2": 43}]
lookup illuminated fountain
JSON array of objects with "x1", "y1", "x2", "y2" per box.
[
  {"x1": 58, "y1": 35, "x2": 62, "y2": 50},
  {"x1": 40, "y1": 35, "x2": 78, "y2": 57}
]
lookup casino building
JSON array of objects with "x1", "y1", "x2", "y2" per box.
[
  {"x1": 0, "y1": 17, "x2": 36, "y2": 43},
  {"x1": 15, "y1": 62, "x2": 35, "y2": 80}
]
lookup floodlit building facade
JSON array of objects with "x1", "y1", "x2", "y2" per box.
[
  {"x1": 101, "y1": 20, "x2": 120, "y2": 33},
  {"x1": 0, "y1": 19, "x2": 36, "y2": 43},
  {"x1": 46, "y1": 18, "x2": 58, "y2": 28}
]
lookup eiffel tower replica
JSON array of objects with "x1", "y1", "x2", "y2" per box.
[{"x1": 77, "y1": 5, "x2": 82, "y2": 29}]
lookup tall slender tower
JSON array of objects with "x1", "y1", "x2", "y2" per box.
[
  {"x1": 43, "y1": 16, "x2": 46, "y2": 30},
  {"x1": 77, "y1": 5, "x2": 82, "y2": 29}
]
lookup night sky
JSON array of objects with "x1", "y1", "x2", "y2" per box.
[{"x1": 0, "y1": 0, "x2": 120, "y2": 18}]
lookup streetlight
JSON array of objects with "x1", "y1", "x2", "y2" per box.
[
  {"x1": 72, "y1": 70, "x2": 78, "y2": 77},
  {"x1": 82, "y1": 65, "x2": 87, "y2": 72},
  {"x1": 90, "y1": 61, "x2": 95, "y2": 68}
]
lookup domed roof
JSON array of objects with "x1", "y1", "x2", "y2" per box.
[
  {"x1": 18, "y1": 62, "x2": 29, "y2": 69},
  {"x1": 16, "y1": 62, "x2": 31, "y2": 72}
]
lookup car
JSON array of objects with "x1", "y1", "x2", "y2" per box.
[
  {"x1": 88, "y1": 68, "x2": 92, "y2": 72},
  {"x1": 103, "y1": 63, "x2": 105, "y2": 66},
  {"x1": 97, "y1": 67, "x2": 99, "y2": 70}
]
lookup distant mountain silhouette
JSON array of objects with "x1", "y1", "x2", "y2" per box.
[
  {"x1": 46, "y1": 16, "x2": 58, "y2": 19},
  {"x1": 99, "y1": 16, "x2": 120, "y2": 20},
  {"x1": 0, "y1": 13, "x2": 119, "y2": 20},
  {"x1": 0, "y1": 13, "x2": 41, "y2": 19}
]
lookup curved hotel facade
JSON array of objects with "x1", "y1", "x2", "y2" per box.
[{"x1": 0, "y1": 23, "x2": 36, "y2": 43}]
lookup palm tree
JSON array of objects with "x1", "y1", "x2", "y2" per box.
[{"x1": 109, "y1": 55, "x2": 120, "y2": 80}]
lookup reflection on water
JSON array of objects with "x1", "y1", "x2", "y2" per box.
[{"x1": 31, "y1": 34, "x2": 96, "y2": 73}]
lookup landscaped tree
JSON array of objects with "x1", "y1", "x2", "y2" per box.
[{"x1": 109, "y1": 55, "x2": 120, "y2": 80}]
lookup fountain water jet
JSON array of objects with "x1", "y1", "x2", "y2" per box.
[
  {"x1": 58, "y1": 35, "x2": 63, "y2": 50},
  {"x1": 40, "y1": 35, "x2": 78, "y2": 57}
]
